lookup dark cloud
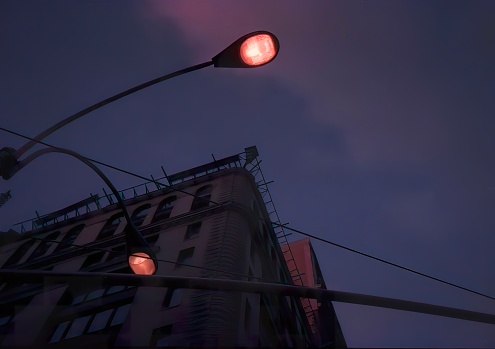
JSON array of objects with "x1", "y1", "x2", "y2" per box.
[{"x1": 1, "y1": 1, "x2": 495, "y2": 347}]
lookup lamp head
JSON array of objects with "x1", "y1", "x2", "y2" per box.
[
  {"x1": 125, "y1": 223, "x2": 157, "y2": 275},
  {"x1": 212, "y1": 31, "x2": 280, "y2": 68}
]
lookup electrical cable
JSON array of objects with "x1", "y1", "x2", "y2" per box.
[
  {"x1": 274, "y1": 223, "x2": 495, "y2": 301},
  {"x1": 1, "y1": 126, "x2": 493, "y2": 302}
]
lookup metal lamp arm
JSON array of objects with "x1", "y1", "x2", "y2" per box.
[
  {"x1": 15, "y1": 61, "x2": 213, "y2": 159},
  {"x1": 15, "y1": 147, "x2": 132, "y2": 225},
  {"x1": 0, "y1": 270, "x2": 494, "y2": 325}
]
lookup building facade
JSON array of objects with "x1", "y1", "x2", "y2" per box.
[
  {"x1": 287, "y1": 238, "x2": 347, "y2": 348},
  {"x1": 0, "y1": 147, "x2": 344, "y2": 348}
]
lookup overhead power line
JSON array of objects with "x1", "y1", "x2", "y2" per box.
[
  {"x1": 275, "y1": 223, "x2": 495, "y2": 301},
  {"x1": 1, "y1": 126, "x2": 494, "y2": 302}
]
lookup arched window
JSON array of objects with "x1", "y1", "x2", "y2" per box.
[
  {"x1": 3, "y1": 240, "x2": 35, "y2": 267},
  {"x1": 98, "y1": 213, "x2": 124, "y2": 240},
  {"x1": 152, "y1": 196, "x2": 176, "y2": 223},
  {"x1": 191, "y1": 185, "x2": 212, "y2": 211},
  {"x1": 28, "y1": 232, "x2": 60, "y2": 261},
  {"x1": 56, "y1": 224, "x2": 85, "y2": 252},
  {"x1": 131, "y1": 204, "x2": 151, "y2": 227}
]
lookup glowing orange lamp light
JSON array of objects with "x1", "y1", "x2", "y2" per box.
[
  {"x1": 129, "y1": 252, "x2": 156, "y2": 275},
  {"x1": 125, "y1": 224, "x2": 158, "y2": 275},
  {"x1": 212, "y1": 31, "x2": 280, "y2": 68},
  {"x1": 239, "y1": 34, "x2": 278, "y2": 66}
]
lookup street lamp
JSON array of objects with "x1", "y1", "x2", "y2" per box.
[
  {"x1": 13, "y1": 146, "x2": 158, "y2": 275},
  {"x1": 0, "y1": 31, "x2": 279, "y2": 180},
  {"x1": 0, "y1": 30, "x2": 279, "y2": 274}
]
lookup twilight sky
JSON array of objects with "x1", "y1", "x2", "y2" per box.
[{"x1": 1, "y1": 0, "x2": 495, "y2": 347}]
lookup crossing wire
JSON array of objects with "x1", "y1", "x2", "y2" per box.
[{"x1": 1, "y1": 126, "x2": 494, "y2": 302}]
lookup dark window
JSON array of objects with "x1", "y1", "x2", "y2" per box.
[
  {"x1": 98, "y1": 213, "x2": 124, "y2": 240},
  {"x1": 162, "y1": 288, "x2": 182, "y2": 308},
  {"x1": 110, "y1": 304, "x2": 131, "y2": 326},
  {"x1": 86, "y1": 288, "x2": 105, "y2": 301},
  {"x1": 152, "y1": 196, "x2": 177, "y2": 223},
  {"x1": 108, "y1": 244, "x2": 126, "y2": 261},
  {"x1": 49, "y1": 301, "x2": 133, "y2": 342},
  {"x1": 175, "y1": 247, "x2": 195, "y2": 268},
  {"x1": 190, "y1": 185, "x2": 212, "y2": 211},
  {"x1": 55, "y1": 224, "x2": 85, "y2": 252},
  {"x1": 28, "y1": 232, "x2": 60, "y2": 261},
  {"x1": 131, "y1": 204, "x2": 151, "y2": 227},
  {"x1": 87, "y1": 308, "x2": 113, "y2": 333},
  {"x1": 81, "y1": 251, "x2": 106, "y2": 269},
  {"x1": 67, "y1": 285, "x2": 132, "y2": 305},
  {"x1": 3, "y1": 240, "x2": 35, "y2": 267},
  {"x1": 107, "y1": 285, "x2": 126, "y2": 294},
  {"x1": 49, "y1": 321, "x2": 70, "y2": 343},
  {"x1": 65, "y1": 315, "x2": 91, "y2": 339},
  {"x1": 184, "y1": 222, "x2": 201, "y2": 240},
  {"x1": 154, "y1": 324, "x2": 173, "y2": 347}
]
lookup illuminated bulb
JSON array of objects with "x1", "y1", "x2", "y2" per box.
[
  {"x1": 128, "y1": 252, "x2": 156, "y2": 275},
  {"x1": 240, "y1": 34, "x2": 277, "y2": 66}
]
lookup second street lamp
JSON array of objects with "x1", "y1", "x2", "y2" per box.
[
  {"x1": 14, "y1": 146, "x2": 158, "y2": 275},
  {"x1": 0, "y1": 31, "x2": 279, "y2": 181}
]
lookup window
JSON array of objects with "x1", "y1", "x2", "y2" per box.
[
  {"x1": 110, "y1": 303, "x2": 131, "y2": 326},
  {"x1": 49, "y1": 321, "x2": 70, "y2": 343},
  {"x1": 49, "y1": 302, "x2": 133, "y2": 343},
  {"x1": 131, "y1": 204, "x2": 151, "y2": 227},
  {"x1": 86, "y1": 288, "x2": 105, "y2": 301},
  {"x1": 190, "y1": 185, "x2": 212, "y2": 210},
  {"x1": 154, "y1": 324, "x2": 173, "y2": 347},
  {"x1": 152, "y1": 196, "x2": 176, "y2": 222},
  {"x1": 98, "y1": 213, "x2": 124, "y2": 240},
  {"x1": 65, "y1": 315, "x2": 91, "y2": 339},
  {"x1": 87, "y1": 309, "x2": 113, "y2": 333},
  {"x1": 2, "y1": 240, "x2": 35, "y2": 267},
  {"x1": 184, "y1": 222, "x2": 201, "y2": 240},
  {"x1": 162, "y1": 289, "x2": 182, "y2": 308},
  {"x1": 68, "y1": 285, "x2": 133, "y2": 305},
  {"x1": 107, "y1": 285, "x2": 126, "y2": 294},
  {"x1": 108, "y1": 244, "x2": 125, "y2": 261},
  {"x1": 55, "y1": 224, "x2": 85, "y2": 252},
  {"x1": 71, "y1": 294, "x2": 86, "y2": 305},
  {"x1": 175, "y1": 247, "x2": 195, "y2": 268},
  {"x1": 81, "y1": 251, "x2": 106, "y2": 269},
  {"x1": 28, "y1": 232, "x2": 60, "y2": 261}
]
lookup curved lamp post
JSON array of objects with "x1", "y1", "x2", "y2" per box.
[
  {"x1": 15, "y1": 146, "x2": 158, "y2": 275},
  {"x1": 0, "y1": 31, "x2": 279, "y2": 180}
]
